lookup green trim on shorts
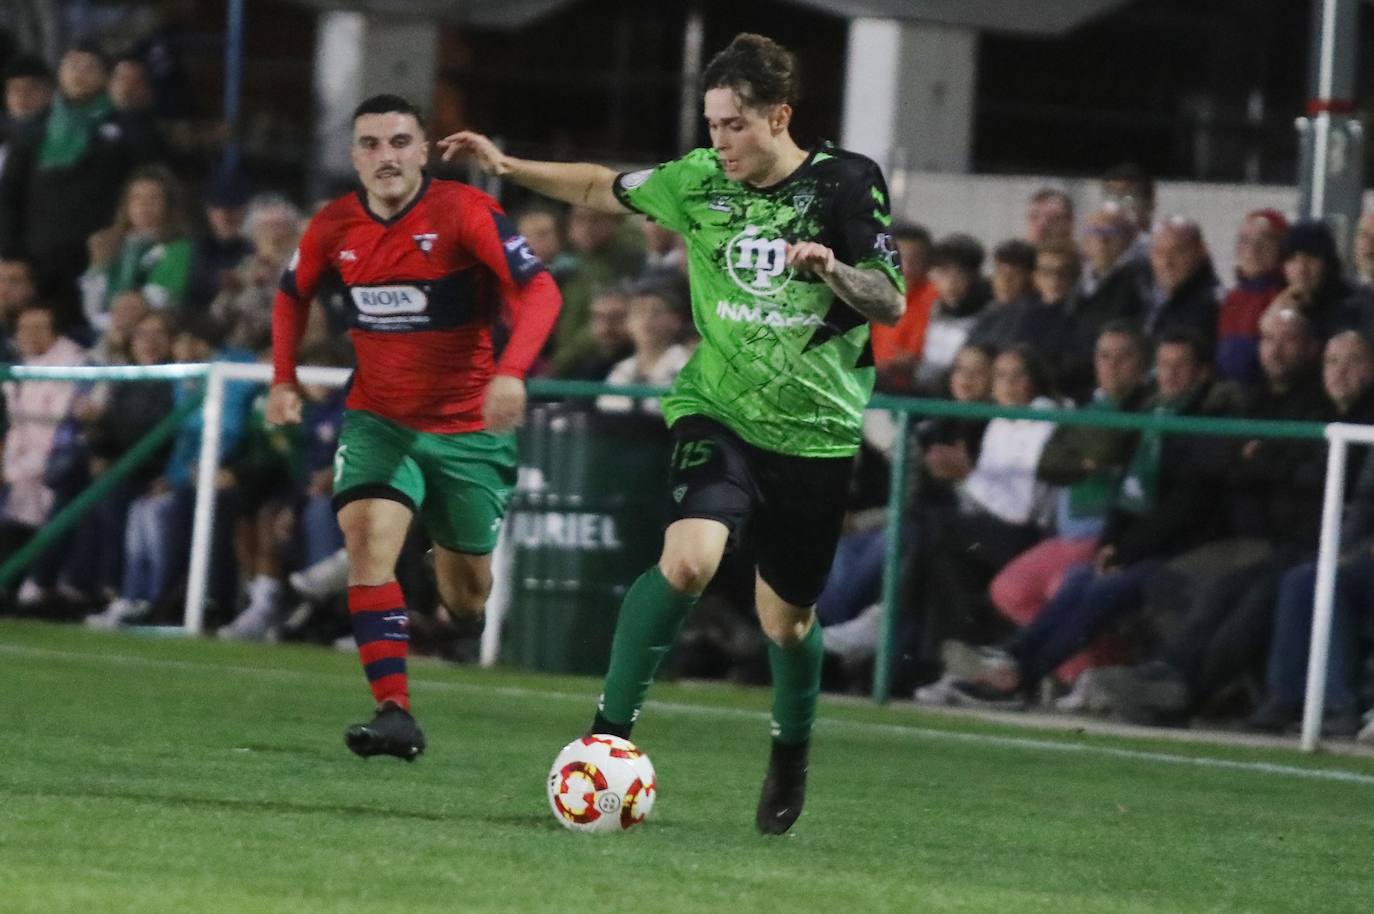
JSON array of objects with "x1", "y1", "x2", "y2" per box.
[{"x1": 332, "y1": 409, "x2": 517, "y2": 553}]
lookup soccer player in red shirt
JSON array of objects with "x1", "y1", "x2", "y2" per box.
[{"x1": 268, "y1": 94, "x2": 561, "y2": 760}]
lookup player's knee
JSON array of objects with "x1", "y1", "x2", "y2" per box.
[
  {"x1": 339, "y1": 513, "x2": 383, "y2": 553},
  {"x1": 341, "y1": 542, "x2": 387, "y2": 581},
  {"x1": 759, "y1": 610, "x2": 815, "y2": 648},
  {"x1": 658, "y1": 553, "x2": 717, "y2": 594}
]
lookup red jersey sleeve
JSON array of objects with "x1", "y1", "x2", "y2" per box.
[
  {"x1": 455, "y1": 195, "x2": 562, "y2": 380},
  {"x1": 271, "y1": 213, "x2": 330, "y2": 385}
]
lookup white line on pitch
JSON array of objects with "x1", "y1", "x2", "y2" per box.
[{"x1": 7, "y1": 641, "x2": 1374, "y2": 787}]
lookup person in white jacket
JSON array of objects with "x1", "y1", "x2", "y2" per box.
[
  {"x1": 1, "y1": 304, "x2": 86, "y2": 556},
  {"x1": 906, "y1": 344, "x2": 1060, "y2": 678},
  {"x1": 929, "y1": 345, "x2": 1060, "y2": 528},
  {"x1": 596, "y1": 277, "x2": 693, "y2": 416}
]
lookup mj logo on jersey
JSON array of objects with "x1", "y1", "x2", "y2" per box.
[{"x1": 726, "y1": 224, "x2": 791, "y2": 297}]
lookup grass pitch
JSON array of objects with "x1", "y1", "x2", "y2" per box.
[{"x1": 3, "y1": 619, "x2": 1372, "y2": 914}]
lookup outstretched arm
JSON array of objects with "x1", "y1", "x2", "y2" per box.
[
  {"x1": 787, "y1": 242, "x2": 906, "y2": 327},
  {"x1": 268, "y1": 217, "x2": 329, "y2": 426},
  {"x1": 438, "y1": 131, "x2": 628, "y2": 215},
  {"x1": 267, "y1": 289, "x2": 306, "y2": 425}
]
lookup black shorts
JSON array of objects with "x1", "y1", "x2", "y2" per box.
[{"x1": 666, "y1": 415, "x2": 854, "y2": 607}]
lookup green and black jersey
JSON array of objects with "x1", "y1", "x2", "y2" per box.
[{"x1": 613, "y1": 143, "x2": 904, "y2": 458}]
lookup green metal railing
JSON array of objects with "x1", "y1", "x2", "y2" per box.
[
  {"x1": 527, "y1": 378, "x2": 1329, "y2": 440},
  {"x1": 527, "y1": 377, "x2": 1330, "y2": 703},
  {"x1": 0, "y1": 365, "x2": 1334, "y2": 707}
]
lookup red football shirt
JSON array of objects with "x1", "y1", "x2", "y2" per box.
[{"x1": 272, "y1": 175, "x2": 561, "y2": 432}]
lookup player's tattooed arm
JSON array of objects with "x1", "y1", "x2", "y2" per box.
[
  {"x1": 786, "y1": 241, "x2": 905, "y2": 326},
  {"x1": 822, "y1": 261, "x2": 905, "y2": 326}
]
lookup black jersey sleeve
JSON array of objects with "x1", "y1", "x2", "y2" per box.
[{"x1": 830, "y1": 156, "x2": 904, "y2": 292}]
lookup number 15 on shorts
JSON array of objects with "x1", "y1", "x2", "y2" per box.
[{"x1": 671, "y1": 440, "x2": 714, "y2": 471}]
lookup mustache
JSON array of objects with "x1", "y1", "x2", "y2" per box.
[{"x1": 375, "y1": 167, "x2": 401, "y2": 178}]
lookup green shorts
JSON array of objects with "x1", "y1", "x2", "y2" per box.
[{"x1": 332, "y1": 409, "x2": 517, "y2": 554}]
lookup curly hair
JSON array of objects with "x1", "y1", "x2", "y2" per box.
[{"x1": 701, "y1": 33, "x2": 801, "y2": 109}]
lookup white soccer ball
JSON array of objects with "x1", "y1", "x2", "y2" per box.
[{"x1": 547, "y1": 734, "x2": 656, "y2": 832}]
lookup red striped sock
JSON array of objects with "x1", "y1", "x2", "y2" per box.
[{"x1": 348, "y1": 581, "x2": 409, "y2": 711}]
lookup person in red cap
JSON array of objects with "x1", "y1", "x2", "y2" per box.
[{"x1": 1216, "y1": 209, "x2": 1288, "y2": 385}]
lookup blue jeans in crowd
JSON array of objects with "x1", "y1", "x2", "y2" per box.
[
  {"x1": 121, "y1": 491, "x2": 177, "y2": 603},
  {"x1": 121, "y1": 485, "x2": 240, "y2": 610},
  {"x1": 61, "y1": 480, "x2": 135, "y2": 598},
  {"x1": 1008, "y1": 559, "x2": 1163, "y2": 685},
  {"x1": 1266, "y1": 555, "x2": 1374, "y2": 714},
  {"x1": 816, "y1": 526, "x2": 890, "y2": 627},
  {"x1": 299, "y1": 492, "x2": 344, "y2": 567}
]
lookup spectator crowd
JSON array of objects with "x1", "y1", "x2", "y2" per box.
[
  {"x1": 827, "y1": 169, "x2": 1374, "y2": 745},
  {"x1": 2, "y1": 35, "x2": 1374, "y2": 743}
]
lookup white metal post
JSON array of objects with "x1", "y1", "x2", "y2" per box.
[
  {"x1": 482, "y1": 522, "x2": 513, "y2": 668},
  {"x1": 1301, "y1": 430, "x2": 1350, "y2": 750},
  {"x1": 180, "y1": 362, "x2": 354, "y2": 634},
  {"x1": 1308, "y1": 0, "x2": 1341, "y2": 217},
  {"x1": 184, "y1": 364, "x2": 226, "y2": 635}
]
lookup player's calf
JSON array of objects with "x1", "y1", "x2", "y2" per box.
[{"x1": 430, "y1": 547, "x2": 493, "y2": 623}]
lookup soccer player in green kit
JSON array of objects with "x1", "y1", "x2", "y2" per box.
[{"x1": 440, "y1": 33, "x2": 905, "y2": 834}]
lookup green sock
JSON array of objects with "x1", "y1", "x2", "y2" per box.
[
  {"x1": 768, "y1": 620, "x2": 823, "y2": 745},
  {"x1": 597, "y1": 566, "x2": 699, "y2": 727}
]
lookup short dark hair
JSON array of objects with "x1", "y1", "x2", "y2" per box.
[
  {"x1": 998, "y1": 343, "x2": 1055, "y2": 399},
  {"x1": 992, "y1": 239, "x2": 1036, "y2": 272},
  {"x1": 702, "y1": 33, "x2": 800, "y2": 109},
  {"x1": 1096, "y1": 320, "x2": 1149, "y2": 361},
  {"x1": 1029, "y1": 187, "x2": 1073, "y2": 217},
  {"x1": 1103, "y1": 162, "x2": 1156, "y2": 204},
  {"x1": 956, "y1": 341, "x2": 997, "y2": 364},
  {"x1": 629, "y1": 272, "x2": 689, "y2": 319},
  {"x1": 64, "y1": 39, "x2": 111, "y2": 71},
  {"x1": 1281, "y1": 219, "x2": 1339, "y2": 264},
  {"x1": 1156, "y1": 326, "x2": 1212, "y2": 366},
  {"x1": 892, "y1": 222, "x2": 932, "y2": 247},
  {"x1": 0, "y1": 255, "x2": 37, "y2": 277},
  {"x1": 352, "y1": 93, "x2": 426, "y2": 131},
  {"x1": 4, "y1": 54, "x2": 52, "y2": 83},
  {"x1": 1036, "y1": 239, "x2": 1082, "y2": 277},
  {"x1": 929, "y1": 233, "x2": 985, "y2": 274},
  {"x1": 172, "y1": 310, "x2": 225, "y2": 348}
]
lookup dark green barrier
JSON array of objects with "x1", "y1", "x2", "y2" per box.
[{"x1": 501, "y1": 407, "x2": 671, "y2": 674}]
